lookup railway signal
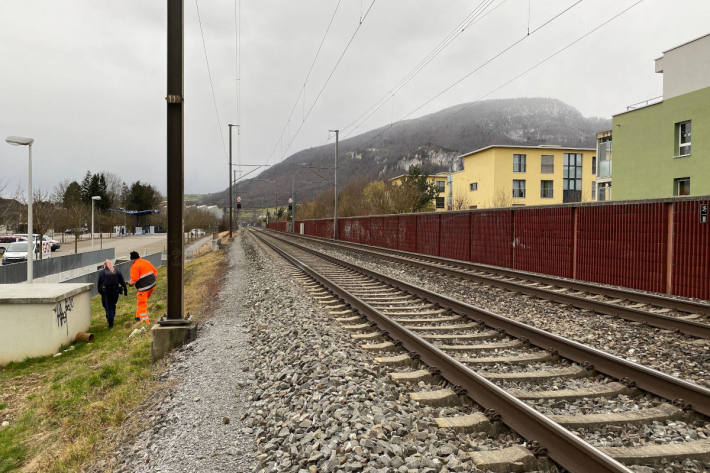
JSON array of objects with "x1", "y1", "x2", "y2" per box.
[
  {"x1": 288, "y1": 197, "x2": 293, "y2": 212},
  {"x1": 237, "y1": 196, "x2": 241, "y2": 210}
]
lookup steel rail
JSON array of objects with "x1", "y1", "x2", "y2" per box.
[
  {"x1": 273, "y1": 231, "x2": 710, "y2": 339},
  {"x1": 259, "y1": 229, "x2": 710, "y2": 417},
  {"x1": 252, "y1": 230, "x2": 632, "y2": 473},
  {"x1": 293, "y1": 232, "x2": 710, "y2": 315}
]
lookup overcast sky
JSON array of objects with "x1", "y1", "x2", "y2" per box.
[{"x1": 1, "y1": 0, "x2": 709, "y2": 196}]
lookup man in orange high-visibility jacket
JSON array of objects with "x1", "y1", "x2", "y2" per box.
[{"x1": 128, "y1": 251, "x2": 158, "y2": 324}]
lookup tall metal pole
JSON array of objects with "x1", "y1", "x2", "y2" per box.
[
  {"x1": 165, "y1": 0, "x2": 184, "y2": 321},
  {"x1": 228, "y1": 124, "x2": 233, "y2": 238},
  {"x1": 27, "y1": 144, "x2": 33, "y2": 283},
  {"x1": 91, "y1": 199, "x2": 95, "y2": 248},
  {"x1": 330, "y1": 129, "x2": 339, "y2": 240}
]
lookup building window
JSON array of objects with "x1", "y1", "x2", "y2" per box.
[
  {"x1": 512, "y1": 179, "x2": 526, "y2": 198},
  {"x1": 592, "y1": 182, "x2": 597, "y2": 201},
  {"x1": 470, "y1": 182, "x2": 478, "y2": 191},
  {"x1": 592, "y1": 156, "x2": 597, "y2": 174},
  {"x1": 436, "y1": 180, "x2": 445, "y2": 192},
  {"x1": 675, "y1": 121, "x2": 691, "y2": 157},
  {"x1": 598, "y1": 182, "x2": 611, "y2": 201},
  {"x1": 540, "y1": 180, "x2": 553, "y2": 198},
  {"x1": 674, "y1": 177, "x2": 690, "y2": 196},
  {"x1": 469, "y1": 205, "x2": 478, "y2": 209},
  {"x1": 435, "y1": 196, "x2": 445, "y2": 208},
  {"x1": 541, "y1": 155, "x2": 554, "y2": 174},
  {"x1": 563, "y1": 153, "x2": 582, "y2": 203},
  {"x1": 513, "y1": 154, "x2": 526, "y2": 173}
]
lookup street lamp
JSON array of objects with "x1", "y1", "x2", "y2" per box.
[
  {"x1": 91, "y1": 196, "x2": 101, "y2": 248},
  {"x1": 5, "y1": 136, "x2": 34, "y2": 283}
]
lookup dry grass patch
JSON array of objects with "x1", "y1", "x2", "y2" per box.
[{"x1": 0, "y1": 247, "x2": 228, "y2": 472}]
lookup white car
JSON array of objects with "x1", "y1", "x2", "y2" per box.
[{"x1": 1, "y1": 241, "x2": 38, "y2": 265}]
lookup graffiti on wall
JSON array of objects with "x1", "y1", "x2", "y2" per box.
[{"x1": 53, "y1": 296, "x2": 75, "y2": 332}]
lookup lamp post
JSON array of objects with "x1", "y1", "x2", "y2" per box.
[
  {"x1": 91, "y1": 196, "x2": 101, "y2": 248},
  {"x1": 5, "y1": 136, "x2": 34, "y2": 282}
]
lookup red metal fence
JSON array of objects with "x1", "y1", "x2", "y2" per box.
[{"x1": 272, "y1": 197, "x2": 710, "y2": 300}]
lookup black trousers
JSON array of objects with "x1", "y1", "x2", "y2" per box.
[{"x1": 101, "y1": 292, "x2": 120, "y2": 328}]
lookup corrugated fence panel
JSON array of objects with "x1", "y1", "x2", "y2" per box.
[
  {"x1": 440, "y1": 213, "x2": 470, "y2": 261},
  {"x1": 672, "y1": 200, "x2": 710, "y2": 300},
  {"x1": 471, "y1": 210, "x2": 513, "y2": 267},
  {"x1": 339, "y1": 219, "x2": 354, "y2": 242},
  {"x1": 362, "y1": 218, "x2": 372, "y2": 245},
  {"x1": 576, "y1": 203, "x2": 667, "y2": 292},
  {"x1": 513, "y1": 207, "x2": 574, "y2": 278},
  {"x1": 398, "y1": 215, "x2": 417, "y2": 252},
  {"x1": 416, "y1": 214, "x2": 441, "y2": 256},
  {"x1": 371, "y1": 217, "x2": 385, "y2": 247},
  {"x1": 382, "y1": 216, "x2": 399, "y2": 249}
]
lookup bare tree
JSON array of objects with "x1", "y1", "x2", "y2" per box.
[
  {"x1": 451, "y1": 192, "x2": 470, "y2": 211},
  {"x1": 489, "y1": 189, "x2": 511, "y2": 209}
]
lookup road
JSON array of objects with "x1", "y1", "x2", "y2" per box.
[{"x1": 52, "y1": 234, "x2": 166, "y2": 260}]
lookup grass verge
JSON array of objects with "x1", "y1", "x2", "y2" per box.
[{"x1": 0, "y1": 248, "x2": 228, "y2": 472}]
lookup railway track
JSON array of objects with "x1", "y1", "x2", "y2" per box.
[
  {"x1": 251, "y1": 229, "x2": 710, "y2": 473},
  {"x1": 268, "y1": 231, "x2": 710, "y2": 339}
]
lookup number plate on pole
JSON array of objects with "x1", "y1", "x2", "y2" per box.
[{"x1": 701, "y1": 204, "x2": 708, "y2": 224}]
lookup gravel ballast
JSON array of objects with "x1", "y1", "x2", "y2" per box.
[{"x1": 289, "y1": 236, "x2": 710, "y2": 388}]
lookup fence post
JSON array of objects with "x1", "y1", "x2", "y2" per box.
[
  {"x1": 572, "y1": 206, "x2": 579, "y2": 279},
  {"x1": 665, "y1": 202, "x2": 674, "y2": 295}
]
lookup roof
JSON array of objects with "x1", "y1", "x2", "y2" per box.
[
  {"x1": 660, "y1": 32, "x2": 710, "y2": 55},
  {"x1": 389, "y1": 171, "x2": 450, "y2": 181},
  {"x1": 458, "y1": 144, "x2": 595, "y2": 159}
]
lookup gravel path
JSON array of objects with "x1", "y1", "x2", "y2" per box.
[
  {"x1": 110, "y1": 239, "x2": 255, "y2": 472},
  {"x1": 289, "y1": 237, "x2": 710, "y2": 388}
]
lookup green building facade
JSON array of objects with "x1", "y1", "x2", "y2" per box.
[{"x1": 612, "y1": 85, "x2": 710, "y2": 201}]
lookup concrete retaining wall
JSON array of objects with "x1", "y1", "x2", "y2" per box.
[
  {"x1": 0, "y1": 249, "x2": 115, "y2": 284},
  {"x1": 0, "y1": 283, "x2": 92, "y2": 365}
]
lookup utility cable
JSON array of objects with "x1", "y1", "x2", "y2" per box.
[
  {"x1": 342, "y1": 0, "x2": 506, "y2": 137},
  {"x1": 195, "y1": 0, "x2": 228, "y2": 159},
  {"x1": 401, "y1": 0, "x2": 584, "y2": 121},
  {"x1": 279, "y1": 0, "x2": 378, "y2": 161},
  {"x1": 342, "y1": 0, "x2": 639, "y2": 151},
  {"x1": 267, "y1": 0, "x2": 344, "y2": 164}
]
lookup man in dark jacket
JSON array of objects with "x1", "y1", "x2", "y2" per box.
[{"x1": 97, "y1": 259, "x2": 128, "y2": 328}]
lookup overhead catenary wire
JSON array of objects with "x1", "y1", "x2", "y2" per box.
[
  {"x1": 195, "y1": 0, "x2": 228, "y2": 159},
  {"x1": 279, "y1": 0, "x2": 378, "y2": 162},
  {"x1": 267, "y1": 0, "x2": 345, "y2": 164},
  {"x1": 339, "y1": 0, "x2": 641, "y2": 153},
  {"x1": 400, "y1": 0, "x2": 585, "y2": 122},
  {"x1": 342, "y1": 0, "x2": 507, "y2": 137}
]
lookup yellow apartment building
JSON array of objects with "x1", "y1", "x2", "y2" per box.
[
  {"x1": 389, "y1": 172, "x2": 450, "y2": 211},
  {"x1": 449, "y1": 145, "x2": 597, "y2": 209}
]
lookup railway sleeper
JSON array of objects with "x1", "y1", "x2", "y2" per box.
[
  {"x1": 456, "y1": 352, "x2": 553, "y2": 365},
  {"x1": 548, "y1": 402, "x2": 683, "y2": 428},
  {"x1": 434, "y1": 412, "x2": 494, "y2": 434},
  {"x1": 410, "y1": 388, "x2": 460, "y2": 407},
  {"x1": 600, "y1": 438, "x2": 710, "y2": 465},
  {"x1": 480, "y1": 365, "x2": 590, "y2": 381},
  {"x1": 373, "y1": 353, "x2": 414, "y2": 367},
  {"x1": 389, "y1": 369, "x2": 436, "y2": 384},
  {"x1": 470, "y1": 446, "x2": 538, "y2": 473},
  {"x1": 509, "y1": 381, "x2": 632, "y2": 400},
  {"x1": 437, "y1": 339, "x2": 523, "y2": 352}
]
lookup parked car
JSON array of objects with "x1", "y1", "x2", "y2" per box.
[
  {"x1": 1, "y1": 241, "x2": 37, "y2": 265},
  {"x1": 0, "y1": 235, "x2": 26, "y2": 255},
  {"x1": 13, "y1": 234, "x2": 61, "y2": 251}
]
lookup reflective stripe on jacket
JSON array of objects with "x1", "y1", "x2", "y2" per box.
[{"x1": 130, "y1": 258, "x2": 158, "y2": 292}]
